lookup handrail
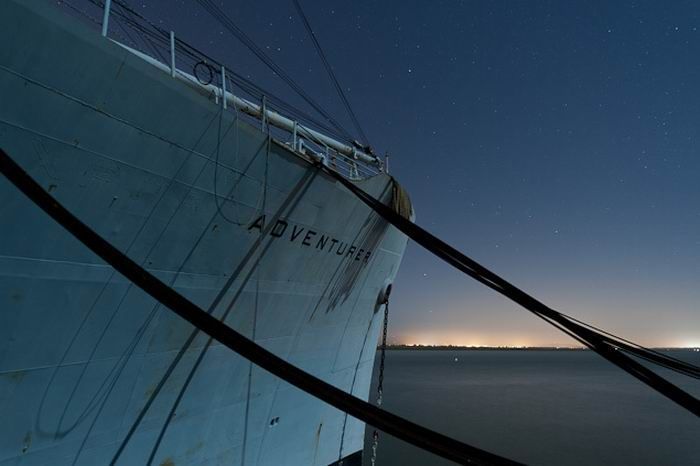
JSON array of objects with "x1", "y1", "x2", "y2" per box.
[{"x1": 88, "y1": 0, "x2": 383, "y2": 178}]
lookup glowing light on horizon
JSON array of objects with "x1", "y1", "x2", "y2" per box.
[
  {"x1": 394, "y1": 329, "x2": 699, "y2": 349},
  {"x1": 397, "y1": 331, "x2": 548, "y2": 348}
]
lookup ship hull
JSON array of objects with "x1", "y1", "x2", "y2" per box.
[{"x1": 0, "y1": 2, "x2": 408, "y2": 465}]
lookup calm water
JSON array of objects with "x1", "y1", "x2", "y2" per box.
[{"x1": 363, "y1": 350, "x2": 700, "y2": 466}]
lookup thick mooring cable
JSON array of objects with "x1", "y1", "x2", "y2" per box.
[
  {"x1": 319, "y1": 162, "x2": 700, "y2": 418},
  {"x1": 0, "y1": 149, "x2": 522, "y2": 465}
]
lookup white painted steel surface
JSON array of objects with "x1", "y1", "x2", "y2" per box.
[{"x1": 0, "y1": 2, "x2": 409, "y2": 465}]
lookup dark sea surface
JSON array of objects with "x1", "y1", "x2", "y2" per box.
[{"x1": 363, "y1": 350, "x2": 700, "y2": 466}]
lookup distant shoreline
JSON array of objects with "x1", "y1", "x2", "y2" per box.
[{"x1": 384, "y1": 344, "x2": 699, "y2": 351}]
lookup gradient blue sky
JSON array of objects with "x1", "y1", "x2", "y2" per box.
[{"x1": 140, "y1": 0, "x2": 700, "y2": 347}]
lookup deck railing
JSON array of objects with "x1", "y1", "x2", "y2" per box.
[{"x1": 58, "y1": 0, "x2": 383, "y2": 180}]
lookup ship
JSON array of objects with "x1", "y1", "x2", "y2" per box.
[{"x1": 0, "y1": 1, "x2": 411, "y2": 464}]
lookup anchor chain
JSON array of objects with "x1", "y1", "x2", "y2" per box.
[{"x1": 370, "y1": 299, "x2": 390, "y2": 466}]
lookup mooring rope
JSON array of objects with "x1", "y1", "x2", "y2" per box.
[
  {"x1": 317, "y1": 162, "x2": 700, "y2": 418},
  {"x1": 0, "y1": 148, "x2": 522, "y2": 465}
]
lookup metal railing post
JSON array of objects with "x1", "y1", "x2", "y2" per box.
[
  {"x1": 169, "y1": 31, "x2": 176, "y2": 77},
  {"x1": 261, "y1": 95, "x2": 267, "y2": 132},
  {"x1": 292, "y1": 121, "x2": 298, "y2": 150},
  {"x1": 221, "y1": 65, "x2": 227, "y2": 110},
  {"x1": 101, "y1": 0, "x2": 112, "y2": 37},
  {"x1": 111, "y1": 42, "x2": 381, "y2": 176},
  {"x1": 350, "y1": 162, "x2": 359, "y2": 180}
]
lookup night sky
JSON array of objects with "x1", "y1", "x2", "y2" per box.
[{"x1": 128, "y1": 0, "x2": 699, "y2": 348}]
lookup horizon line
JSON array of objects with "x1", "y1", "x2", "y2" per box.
[{"x1": 385, "y1": 344, "x2": 700, "y2": 350}]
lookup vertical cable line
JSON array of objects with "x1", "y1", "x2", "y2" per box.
[
  {"x1": 0, "y1": 148, "x2": 523, "y2": 465},
  {"x1": 32, "y1": 107, "x2": 222, "y2": 445},
  {"x1": 242, "y1": 253, "x2": 263, "y2": 466},
  {"x1": 67, "y1": 113, "x2": 236, "y2": 465},
  {"x1": 243, "y1": 129, "x2": 270, "y2": 466},
  {"x1": 292, "y1": 0, "x2": 371, "y2": 147},
  {"x1": 336, "y1": 297, "x2": 380, "y2": 463},
  {"x1": 110, "y1": 138, "x2": 293, "y2": 466},
  {"x1": 145, "y1": 124, "x2": 272, "y2": 466}
]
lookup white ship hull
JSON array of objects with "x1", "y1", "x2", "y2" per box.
[{"x1": 0, "y1": 2, "x2": 409, "y2": 464}]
